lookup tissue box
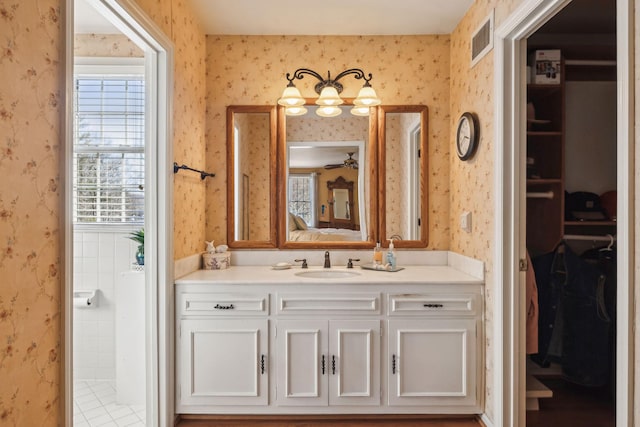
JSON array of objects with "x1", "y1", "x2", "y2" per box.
[
  {"x1": 532, "y1": 49, "x2": 561, "y2": 84},
  {"x1": 202, "y1": 252, "x2": 231, "y2": 270}
]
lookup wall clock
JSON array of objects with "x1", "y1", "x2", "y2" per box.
[{"x1": 456, "y1": 112, "x2": 479, "y2": 161}]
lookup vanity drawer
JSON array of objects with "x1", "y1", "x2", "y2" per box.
[
  {"x1": 387, "y1": 293, "x2": 479, "y2": 317},
  {"x1": 178, "y1": 292, "x2": 269, "y2": 316},
  {"x1": 277, "y1": 293, "x2": 380, "y2": 315}
]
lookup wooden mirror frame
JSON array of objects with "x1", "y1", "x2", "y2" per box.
[
  {"x1": 226, "y1": 105, "x2": 278, "y2": 248},
  {"x1": 277, "y1": 103, "x2": 378, "y2": 249},
  {"x1": 378, "y1": 105, "x2": 429, "y2": 248}
]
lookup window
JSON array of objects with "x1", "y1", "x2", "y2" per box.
[
  {"x1": 73, "y1": 61, "x2": 145, "y2": 224},
  {"x1": 288, "y1": 173, "x2": 317, "y2": 226}
]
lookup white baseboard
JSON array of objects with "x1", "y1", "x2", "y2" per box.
[{"x1": 479, "y1": 413, "x2": 495, "y2": 427}]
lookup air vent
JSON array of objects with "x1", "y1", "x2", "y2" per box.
[{"x1": 471, "y1": 10, "x2": 494, "y2": 67}]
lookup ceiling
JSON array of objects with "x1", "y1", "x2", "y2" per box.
[
  {"x1": 75, "y1": 0, "x2": 474, "y2": 35},
  {"x1": 188, "y1": 0, "x2": 474, "y2": 35}
]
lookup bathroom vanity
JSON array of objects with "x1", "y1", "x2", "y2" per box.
[{"x1": 174, "y1": 258, "x2": 484, "y2": 416}]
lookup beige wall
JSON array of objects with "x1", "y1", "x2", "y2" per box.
[
  {"x1": 205, "y1": 35, "x2": 452, "y2": 249},
  {"x1": 449, "y1": 0, "x2": 524, "y2": 419},
  {"x1": 0, "y1": 0, "x2": 205, "y2": 424}
]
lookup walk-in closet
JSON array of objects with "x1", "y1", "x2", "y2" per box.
[{"x1": 524, "y1": 0, "x2": 617, "y2": 425}]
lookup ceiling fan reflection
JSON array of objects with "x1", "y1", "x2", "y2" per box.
[{"x1": 324, "y1": 152, "x2": 359, "y2": 170}]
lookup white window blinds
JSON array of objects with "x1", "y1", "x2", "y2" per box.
[{"x1": 73, "y1": 70, "x2": 145, "y2": 223}]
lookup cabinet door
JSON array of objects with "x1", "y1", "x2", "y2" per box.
[
  {"x1": 388, "y1": 319, "x2": 477, "y2": 408},
  {"x1": 178, "y1": 318, "x2": 268, "y2": 408},
  {"x1": 329, "y1": 320, "x2": 380, "y2": 406},
  {"x1": 276, "y1": 320, "x2": 328, "y2": 406}
]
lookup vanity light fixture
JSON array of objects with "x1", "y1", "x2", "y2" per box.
[{"x1": 277, "y1": 68, "x2": 381, "y2": 117}]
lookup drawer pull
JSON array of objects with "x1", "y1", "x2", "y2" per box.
[
  {"x1": 332, "y1": 355, "x2": 336, "y2": 375},
  {"x1": 321, "y1": 355, "x2": 326, "y2": 375},
  {"x1": 214, "y1": 303, "x2": 235, "y2": 310},
  {"x1": 423, "y1": 303, "x2": 444, "y2": 308},
  {"x1": 261, "y1": 354, "x2": 266, "y2": 375},
  {"x1": 392, "y1": 354, "x2": 397, "y2": 374}
]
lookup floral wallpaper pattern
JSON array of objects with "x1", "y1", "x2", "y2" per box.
[
  {"x1": 205, "y1": 35, "x2": 451, "y2": 249},
  {"x1": 74, "y1": 34, "x2": 143, "y2": 57},
  {"x1": 136, "y1": 0, "x2": 207, "y2": 259},
  {"x1": 449, "y1": 0, "x2": 528, "y2": 420},
  {"x1": 235, "y1": 113, "x2": 271, "y2": 241},
  {"x1": 0, "y1": 0, "x2": 62, "y2": 424},
  {"x1": 0, "y1": 0, "x2": 205, "y2": 423}
]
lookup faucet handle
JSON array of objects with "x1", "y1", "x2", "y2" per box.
[
  {"x1": 347, "y1": 258, "x2": 360, "y2": 269},
  {"x1": 294, "y1": 258, "x2": 308, "y2": 269}
]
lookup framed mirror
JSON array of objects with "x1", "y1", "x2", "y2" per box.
[
  {"x1": 278, "y1": 104, "x2": 378, "y2": 249},
  {"x1": 378, "y1": 105, "x2": 429, "y2": 248},
  {"x1": 226, "y1": 105, "x2": 278, "y2": 248}
]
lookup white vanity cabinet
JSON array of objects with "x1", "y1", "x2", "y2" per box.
[
  {"x1": 175, "y1": 267, "x2": 483, "y2": 416},
  {"x1": 275, "y1": 319, "x2": 380, "y2": 407},
  {"x1": 176, "y1": 292, "x2": 270, "y2": 411},
  {"x1": 387, "y1": 293, "x2": 480, "y2": 408}
]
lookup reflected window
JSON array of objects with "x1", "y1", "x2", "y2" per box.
[{"x1": 288, "y1": 173, "x2": 317, "y2": 226}]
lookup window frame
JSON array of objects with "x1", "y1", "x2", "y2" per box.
[{"x1": 73, "y1": 57, "x2": 146, "y2": 226}]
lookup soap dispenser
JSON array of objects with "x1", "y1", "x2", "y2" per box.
[
  {"x1": 386, "y1": 238, "x2": 397, "y2": 270},
  {"x1": 373, "y1": 241, "x2": 383, "y2": 267}
]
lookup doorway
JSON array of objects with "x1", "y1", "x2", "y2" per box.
[
  {"x1": 493, "y1": 0, "x2": 633, "y2": 426},
  {"x1": 524, "y1": 1, "x2": 617, "y2": 425},
  {"x1": 64, "y1": 0, "x2": 174, "y2": 425}
]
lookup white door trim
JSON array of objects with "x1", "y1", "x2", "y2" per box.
[
  {"x1": 63, "y1": 0, "x2": 174, "y2": 425},
  {"x1": 492, "y1": 0, "x2": 634, "y2": 426}
]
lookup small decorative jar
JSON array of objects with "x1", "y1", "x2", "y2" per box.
[{"x1": 202, "y1": 252, "x2": 231, "y2": 270}]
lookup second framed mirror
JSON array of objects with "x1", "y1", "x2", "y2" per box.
[{"x1": 378, "y1": 105, "x2": 429, "y2": 248}]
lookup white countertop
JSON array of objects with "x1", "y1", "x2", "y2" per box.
[{"x1": 175, "y1": 265, "x2": 483, "y2": 286}]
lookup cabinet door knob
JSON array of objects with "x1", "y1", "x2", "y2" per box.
[
  {"x1": 321, "y1": 355, "x2": 326, "y2": 375},
  {"x1": 261, "y1": 354, "x2": 266, "y2": 375},
  {"x1": 332, "y1": 355, "x2": 336, "y2": 375},
  {"x1": 392, "y1": 354, "x2": 397, "y2": 374}
]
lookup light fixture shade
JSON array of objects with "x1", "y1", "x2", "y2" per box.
[
  {"x1": 316, "y1": 105, "x2": 342, "y2": 117},
  {"x1": 285, "y1": 105, "x2": 308, "y2": 116},
  {"x1": 278, "y1": 85, "x2": 305, "y2": 107},
  {"x1": 353, "y1": 85, "x2": 381, "y2": 106},
  {"x1": 315, "y1": 86, "x2": 344, "y2": 106},
  {"x1": 350, "y1": 105, "x2": 370, "y2": 116}
]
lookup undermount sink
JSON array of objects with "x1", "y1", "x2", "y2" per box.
[{"x1": 294, "y1": 270, "x2": 361, "y2": 279}]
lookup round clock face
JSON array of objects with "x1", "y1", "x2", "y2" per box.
[{"x1": 456, "y1": 112, "x2": 478, "y2": 161}]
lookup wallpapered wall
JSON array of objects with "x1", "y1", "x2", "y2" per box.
[
  {"x1": 449, "y1": 0, "x2": 530, "y2": 420},
  {"x1": 0, "y1": 0, "x2": 206, "y2": 424},
  {"x1": 235, "y1": 113, "x2": 271, "y2": 241},
  {"x1": 205, "y1": 35, "x2": 452, "y2": 249}
]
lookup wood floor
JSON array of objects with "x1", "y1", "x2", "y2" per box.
[
  {"x1": 526, "y1": 377, "x2": 615, "y2": 427},
  {"x1": 177, "y1": 415, "x2": 483, "y2": 427}
]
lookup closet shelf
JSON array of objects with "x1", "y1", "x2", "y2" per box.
[
  {"x1": 565, "y1": 220, "x2": 617, "y2": 226},
  {"x1": 527, "y1": 179, "x2": 562, "y2": 184},
  {"x1": 527, "y1": 131, "x2": 563, "y2": 136}
]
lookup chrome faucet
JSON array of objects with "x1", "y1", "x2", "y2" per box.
[{"x1": 324, "y1": 251, "x2": 331, "y2": 268}]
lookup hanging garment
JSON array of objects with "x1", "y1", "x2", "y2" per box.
[
  {"x1": 526, "y1": 251, "x2": 539, "y2": 354},
  {"x1": 531, "y1": 246, "x2": 565, "y2": 367},
  {"x1": 560, "y1": 244, "x2": 612, "y2": 387}
]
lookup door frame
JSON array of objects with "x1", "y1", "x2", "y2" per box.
[
  {"x1": 492, "y1": 0, "x2": 634, "y2": 426},
  {"x1": 63, "y1": 0, "x2": 174, "y2": 425}
]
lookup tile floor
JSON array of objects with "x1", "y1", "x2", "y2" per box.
[{"x1": 74, "y1": 380, "x2": 146, "y2": 427}]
